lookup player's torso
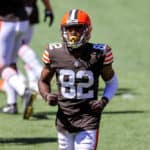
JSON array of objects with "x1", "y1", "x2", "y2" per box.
[
  {"x1": 47, "y1": 42, "x2": 107, "y2": 132},
  {"x1": 48, "y1": 43, "x2": 105, "y2": 100},
  {"x1": 0, "y1": 1, "x2": 28, "y2": 21},
  {"x1": 26, "y1": 0, "x2": 39, "y2": 24}
]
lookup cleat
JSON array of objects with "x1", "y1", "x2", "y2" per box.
[
  {"x1": 0, "y1": 103, "x2": 18, "y2": 114},
  {"x1": 22, "y1": 88, "x2": 36, "y2": 120}
]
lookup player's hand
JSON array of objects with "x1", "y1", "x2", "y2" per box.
[
  {"x1": 44, "y1": 9, "x2": 54, "y2": 26},
  {"x1": 89, "y1": 98, "x2": 108, "y2": 113},
  {"x1": 45, "y1": 93, "x2": 58, "y2": 106}
]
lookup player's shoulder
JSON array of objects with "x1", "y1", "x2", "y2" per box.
[
  {"x1": 88, "y1": 43, "x2": 112, "y2": 54},
  {"x1": 87, "y1": 42, "x2": 113, "y2": 65},
  {"x1": 42, "y1": 42, "x2": 65, "y2": 64},
  {"x1": 46, "y1": 42, "x2": 64, "y2": 51}
]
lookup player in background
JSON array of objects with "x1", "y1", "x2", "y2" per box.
[
  {"x1": 0, "y1": 0, "x2": 53, "y2": 119},
  {"x1": 38, "y1": 9, "x2": 118, "y2": 149},
  {"x1": 18, "y1": 0, "x2": 54, "y2": 92},
  {"x1": 0, "y1": 0, "x2": 33, "y2": 119}
]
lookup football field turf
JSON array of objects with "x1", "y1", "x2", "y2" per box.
[{"x1": 0, "y1": 0, "x2": 150, "y2": 149}]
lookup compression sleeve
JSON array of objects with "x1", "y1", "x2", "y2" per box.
[{"x1": 102, "y1": 74, "x2": 118, "y2": 101}]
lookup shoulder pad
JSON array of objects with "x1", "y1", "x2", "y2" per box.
[
  {"x1": 48, "y1": 42, "x2": 63, "y2": 50},
  {"x1": 93, "y1": 43, "x2": 106, "y2": 50},
  {"x1": 93, "y1": 43, "x2": 112, "y2": 54}
]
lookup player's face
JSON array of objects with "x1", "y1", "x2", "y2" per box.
[{"x1": 65, "y1": 25, "x2": 85, "y2": 44}]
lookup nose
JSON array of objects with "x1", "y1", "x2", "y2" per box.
[{"x1": 69, "y1": 28, "x2": 76, "y2": 33}]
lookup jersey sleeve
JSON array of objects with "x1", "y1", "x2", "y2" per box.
[
  {"x1": 42, "y1": 49, "x2": 51, "y2": 64},
  {"x1": 103, "y1": 45, "x2": 114, "y2": 65},
  {"x1": 42, "y1": 42, "x2": 63, "y2": 65}
]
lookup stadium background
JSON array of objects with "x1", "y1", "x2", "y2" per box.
[{"x1": 0, "y1": 0, "x2": 149, "y2": 149}]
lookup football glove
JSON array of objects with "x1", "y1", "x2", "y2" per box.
[
  {"x1": 44, "y1": 9, "x2": 54, "y2": 26},
  {"x1": 89, "y1": 97, "x2": 109, "y2": 113},
  {"x1": 45, "y1": 93, "x2": 58, "y2": 106}
]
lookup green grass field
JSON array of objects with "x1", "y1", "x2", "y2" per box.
[{"x1": 0, "y1": 0, "x2": 150, "y2": 149}]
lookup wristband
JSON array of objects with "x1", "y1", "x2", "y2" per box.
[
  {"x1": 101, "y1": 96, "x2": 109, "y2": 102},
  {"x1": 101, "y1": 97, "x2": 109, "y2": 107}
]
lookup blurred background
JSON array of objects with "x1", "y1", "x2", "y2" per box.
[{"x1": 0, "y1": 0, "x2": 149, "y2": 149}]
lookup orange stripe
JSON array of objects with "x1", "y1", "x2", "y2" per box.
[
  {"x1": 105, "y1": 56, "x2": 113, "y2": 62},
  {"x1": 0, "y1": 20, "x2": 3, "y2": 31},
  {"x1": 43, "y1": 50, "x2": 49, "y2": 56},
  {"x1": 42, "y1": 57, "x2": 50, "y2": 64},
  {"x1": 105, "y1": 56, "x2": 113, "y2": 61},
  {"x1": 42, "y1": 55, "x2": 50, "y2": 62},
  {"x1": 0, "y1": 79, "x2": 5, "y2": 90},
  {"x1": 43, "y1": 53, "x2": 49, "y2": 58},
  {"x1": 106, "y1": 51, "x2": 112, "y2": 57},
  {"x1": 43, "y1": 51, "x2": 49, "y2": 58},
  {"x1": 94, "y1": 129, "x2": 99, "y2": 150}
]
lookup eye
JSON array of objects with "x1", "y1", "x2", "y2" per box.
[{"x1": 65, "y1": 25, "x2": 85, "y2": 32}]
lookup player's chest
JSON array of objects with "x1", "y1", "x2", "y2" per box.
[{"x1": 53, "y1": 53, "x2": 90, "y2": 70}]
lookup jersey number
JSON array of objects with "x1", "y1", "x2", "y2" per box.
[{"x1": 59, "y1": 69, "x2": 94, "y2": 99}]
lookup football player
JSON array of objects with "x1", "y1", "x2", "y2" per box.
[
  {"x1": 38, "y1": 9, "x2": 118, "y2": 150},
  {"x1": 16, "y1": 0, "x2": 54, "y2": 92},
  {"x1": 0, "y1": 0, "x2": 35, "y2": 119},
  {"x1": 0, "y1": 0, "x2": 54, "y2": 119},
  {"x1": 18, "y1": 0, "x2": 54, "y2": 92}
]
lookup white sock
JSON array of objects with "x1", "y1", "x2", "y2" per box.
[
  {"x1": 24, "y1": 64, "x2": 37, "y2": 82},
  {"x1": 3, "y1": 81, "x2": 17, "y2": 105},
  {"x1": 18, "y1": 44, "x2": 42, "y2": 78},
  {"x1": 24, "y1": 64, "x2": 38, "y2": 92},
  {"x1": 2, "y1": 67, "x2": 26, "y2": 96},
  {"x1": 8, "y1": 74, "x2": 26, "y2": 96},
  {"x1": 18, "y1": 71, "x2": 27, "y2": 84}
]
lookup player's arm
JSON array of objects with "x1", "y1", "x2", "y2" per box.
[
  {"x1": 101, "y1": 45, "x2": 118, "y2": 102},
  {"x1": 42, "y1": 0, "x2": 54, "y2": 26},
  {"x1": 38, "y1": 64, "x2": 58, "y2": 106},
  {"x1": 89, "y1": 45, "x2": 118, "y2": 112},
  {"x1": 42, "y1": 0, "x2": 53, "y2": 11},
  {"x1": 90, "y1": 64, "x2": 118, "y2": 113},
  {"x1": 101, "y1": 64, "x2": 118, "y2": 102},
  {"x1": 38, "y1": 64, "x2": 54, "y2": 97},
  {"x1": 38, "y1": 45, "x2": 59, "y2": 106}
]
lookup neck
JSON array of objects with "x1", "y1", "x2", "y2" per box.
[{"x1": 69, "y1": 44, "x2": 86, "y2": 58}]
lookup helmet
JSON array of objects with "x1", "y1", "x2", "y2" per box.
[{"x1": 60, "y1": 9, "x2": 92, "y2": 50}]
